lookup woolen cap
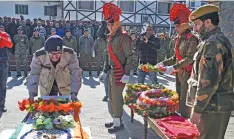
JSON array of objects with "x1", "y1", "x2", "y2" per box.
[{"x1": 44, "y1": 35, "x2": 63, "y2": 52}]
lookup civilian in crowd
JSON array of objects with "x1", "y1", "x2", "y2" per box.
[
  {"x1": 79, "y1": 29, "x2": 94, "y2": 76},
  {"x1": 47, "y1": 28, "x2": 57, "y2": 39},
  {"x1": 13, "y1": 26, "x2": 29, "y2": 77},
  {"x1": 0, "y1": 26, "x2": 13, "y2": 113},
  {"x1": 21, "y1": 20, "x2": 31, "y2": 40},
  {"x1": 41, "y1": 20, "x2": 46, "y2": 27},
  {"x1": 136, "y1": 24, "x2": 160, "y2": 84},
  {"x1": 45, "y1": 21, "x2": 52, "y2": 37},
  {"x1": 35, "y1": 21, "x2": 46, "y2": 38},
  {"x1": 29, "y1": 28, "x2": 45, "y2": 55},
  {"x1": 30, "y1": 18, "x2": 38, "y2": 37},
  {"x1": 63, "y1": 29, "x2": 77, "y2": 52},
  {"x1": 55, "y1": 22, "x2": 65, "y2": 37}
]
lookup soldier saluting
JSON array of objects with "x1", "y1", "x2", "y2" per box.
[
  {"x1": 99, "y1": 3, "x2": 133, "y2": 133},
  {"x1": 157, "y1": 3, "x2": 199, "y2": 118},
  {"x1": 188, "y1": 5, "x2": 234, "y2": 139}
]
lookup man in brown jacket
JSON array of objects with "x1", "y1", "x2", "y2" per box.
[
  {"x1": 157, "y1": 3, "x2": 199, "y2": 118},
  {"x1": 99, "y1": 3, "x2": 133, "y2": 133}
]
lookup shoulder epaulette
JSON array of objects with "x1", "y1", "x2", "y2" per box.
[
  {"x1": 35, "y1": 49, "x2": 46, "y2": 57},
  {"x1": 63, "y1": 47, "x2": 74, "y2": 54}
]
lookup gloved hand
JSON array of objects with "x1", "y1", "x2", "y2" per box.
[
  {"x1": 120, "y1": 75, "x2": 129, "y2": 83},
  {"x1": 156, "y1": 62, "x2": 164, "y2": 67},
  {"x1": 29, "y1": 92, "x2": 35, "y2": 102},
  {"x1": 71, "y1": 92, "x2": 78, "y2": 102},
  {"x1": 165, "y1": 66, "x2": 175, "y2": 75},
  {"x1": 98, "y1": 72, "x2": 106, "y2": 81}
]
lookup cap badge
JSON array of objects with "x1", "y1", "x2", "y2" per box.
[{"x1": 57, "y1": 46, "x2": 60, "y2": 51}]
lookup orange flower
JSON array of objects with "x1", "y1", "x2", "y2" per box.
[{"x1": 48, "y1": 103, "x2": 55, "y2": 112}]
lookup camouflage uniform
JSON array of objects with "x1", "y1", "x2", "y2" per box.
[
  {"x1": 158, "y1": 38, "x2": 168, "y2": 62},
  {"x1": 132, "y1": 39, "x2": 138, "y2": 72},
  {"x1": 63, "y1": 36, "x2": 77, "y2": 53},
  {"x1": 163, "y1": 30, "x2": 199, "y2": 118},
  {"x1": 93, "y1": 37, "x2": 107, "y2": 74},
  {"x1": 13, "y1": 34, "x2": 29, "y2": 75},
  {"x1": 167, "y1": 38, "x2": 174, "y2": 59}
]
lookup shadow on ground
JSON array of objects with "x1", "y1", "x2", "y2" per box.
[{"x1": 7, "y1": 75, "x2": 25, "y2": 90}]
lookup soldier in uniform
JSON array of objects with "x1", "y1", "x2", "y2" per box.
[
  {"x1": 130, "y1": 30, "x2": 138, "y2": 75},
  {"x1": 188, "y1": 5, "x2": 234, "y2": 139},
  {"x1": 93, "y1": 35, "x2": 107, "y2": 76},
  {"x1": 157, "y1": 3, "x2": 199, "y2": 118},
  {"x1": 13, "y1": 26, "x2": 29, "y2": 77},
  {"x1": 29, "y1": 28, "x2": 45, "y2": 55},
  {"x1": 99, "y1": 3, "x2": 133, "y2": 133},
  {"x1": 158, "y1": 33, "x2": 168, "y2": 63},
  {"x1": 27, "y1": 35, "x2": 82, "y2": 101},
  {"x1": 63, "y1": 29, "x2": 77, "y2": 53}
]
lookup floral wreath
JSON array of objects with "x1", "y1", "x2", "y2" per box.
[{"x1": 138, "y1": 63, "x2": 166, "y2": 72}]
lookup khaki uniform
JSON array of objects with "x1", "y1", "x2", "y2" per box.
[
  {"x1": 187, "y1": 27, "x2": 234, "y2": 139},
  {"x1": 163, "y1": 30, "x2": 199, "y2": 118},
  {"x1": 158, "y1": 38, "x2": 169, "y2": 62},
  {"x1": 63, "y1": 36, "x2": 77, "y2": 53},
  {"x1": 27, "y1": 47, "x2": 82, "y2": 96},
  {"x1": 167, "y1": 38, "x2": 175, "y2": 59},
  {"x1": 29, "y1": 36, "x2": 45, "y2": 54},
  {"x1": 93, "y1": 37, "x2": 106, "y2": 72},
  {"x1": 13, "y1": 34, "x2": 29, "y2": 74},
  {"x1": 104, "y1": 29, "x2": 133, "y2": 118}
]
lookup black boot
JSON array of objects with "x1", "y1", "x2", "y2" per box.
[
  {"x1": 24, "y1": 71, "x2": 28, "y2": 78},
  {"x1": 16, "y1": 72, "x2": 21, "y2": 77},
  {"x1": 97, "y1": 71, "x2": 100, "y2": 76},
  {"x1": 1, "y1": 106, "x2": 7, "y2": 112},
  {"x1": 8, "y1": 72, "x2": 11, "y2": 77},
  {"x1": 89, "y1": 72, "x2": 92, "y2": 77},
  {"x1": 105, "y1": 122, "x2": 114, "y2": 128},
  {"x1": 107, "y1": 118, "x2": 124, "y2": 133},
  {"x1": 102, "y1": 96, "x2": 108, "y2": 102}
]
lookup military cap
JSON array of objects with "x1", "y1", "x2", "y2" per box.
[
  {"x1": 44, "y1": 35, "x2": 63, "y2": 52},
  {"x1": 189, "y1": 5, "x2": 219, "y2": 22},
  {"x1": 84, "y1": 29, "x2": 88, "y2": 32},
  {"x1": 65, "y1": 29, "x2": 71, "y2": 33},
  {"x1": 0, "y1": 25, "x2": 4, "y2": 30},
  {"x1": 51, "y1": 28, "x2": 56, "y2": 32},
  {"x1": 33, "y1": 28, "x2": 39, "y2": 32},
  {"x1": 130, "y1": 30, "x2": 136, "y2": 35}
]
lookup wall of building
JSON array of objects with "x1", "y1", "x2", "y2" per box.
[{"x1": 0, "y1": 1, "x2": 62, "y2": 20}]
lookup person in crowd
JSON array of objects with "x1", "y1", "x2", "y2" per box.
[
  {"x1": 63, "y1": 29, "x2": 77, "y2": 52},
  {"x1": 79, "y1": 29, "x2": 94, "y2": 76},
  {"x1": 157, "y1": 3, "x2": 199, "y2": 118},
  {"x1": 136, "y1": 24, "x2": 161, "y2": 84},
  {"x1": 26, "y1": 35, "x2": 82, "y2": 102},
  {"x1": 99, "y1": 3, "x2": 133, "y2": 133},
  {"x1": 13, "y1": 26, "x2": 29, "y2": 77},
  {"x1": 0, "y1": 26, "x2": 13, "y2": 112},
  {"x1": 45, "y1": 21, "x2": 53, "y2": 37},
  {"x1": 30, "y1": 18, "x2": 38, "y2": 38},
  {"x1": 188, "y1": 5, "x2": 234, "y2": 139},
  {"x1": 130, "y1": 30, "x2": 138, "y2": 75},
  {"x1": 21, "y1": 20, "x2": 31, "y2": 40},
  {"x1": 157, "y1": 33, "x2": 168, "y2": 71},
  {"x1": 29, "y1": 28, "x2": 45, "y2": 55},
  {"x1": 55, "y1": 22, "x2": 65, "y2": 37},
  {"x1": 35, "y1": 21, "x2": 46, "y2": 38}
]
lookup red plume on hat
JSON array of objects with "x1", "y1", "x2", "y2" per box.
[
  {"x1": 170, "y1": 3, "x2": 191, "y2": 25},
  {"x1": 103, "y1": 3, "x2": 122, "y2": 23}
]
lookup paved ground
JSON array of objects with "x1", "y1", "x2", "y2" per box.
[{"x1": 0, "y1": 71, "x2": 234, "y2": 139}]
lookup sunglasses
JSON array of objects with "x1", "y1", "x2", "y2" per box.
[{"x1": 107, "y1": 23, "x2": 114, "y2": 26}]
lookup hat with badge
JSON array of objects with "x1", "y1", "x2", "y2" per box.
[
  {"x1": 17, "y1": 26, "x2": 23, "y2": 31},
  {"x1": 189, "y1": 4, "x2": 219, "y2": 22},
  {"x1": 44, "y1": 35, "x2": 63, "y2": 52}
]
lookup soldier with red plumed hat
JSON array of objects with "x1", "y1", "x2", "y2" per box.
[
  {"x1": 157, "y1": 3, "x2": 199, "y2": 118},
  {"x1": 98, "y1": 2, "x2": 133, "y2": 133}
]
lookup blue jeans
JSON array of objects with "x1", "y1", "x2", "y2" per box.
[
  {"x1": 0, "y1": 66, "x2": 8, "y2": 108},
  {"x1": 104, "y1": 71, "x2": 110, "y2": 97},
  {"x1": 137, "y1": 69, "x2": 158, "y2": 84}
]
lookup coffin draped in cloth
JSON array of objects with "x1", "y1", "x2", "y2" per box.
[{"x1": 156, "y1": 116, "x2": 200, "y2": 139}]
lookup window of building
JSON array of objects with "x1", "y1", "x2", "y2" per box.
[
  {"x1": 157, "y1": 2, "x2": 172, "y2": 14},
  {"x1": 118, "y1": 1, "x2": 135, "y2": 12},
  {"x1": 190, "y1": 2, "x2": 196, "y2": 8},
  {"x1": 201, "y1": 1, "x2": 207, "y2": 6},
  {"x1": 15, "y1": 4, "x2": 28, "y2": 15},
  {"x1": 44, "y1": 5, "x2": 57, "y2": 16},
  {"x1": 78, "y1": 1, "x2": 94, "y2": 10}
]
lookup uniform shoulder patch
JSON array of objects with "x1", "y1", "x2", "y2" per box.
[
  {"x1": 63, "y1": 47, "x2": 74, "y2": 54},
  {"x1": 35, "y1": 49, "x2": 46, "y2": 57}
]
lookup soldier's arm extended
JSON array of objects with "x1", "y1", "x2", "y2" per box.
[
  {"x1": 173, "y1": 36, "x2": 198, "y2": 69},
  {"x1": 123, "y1": 35, "x2": 133, "y2": 75},
  {"x1": 67, "y1": 48, "x2": 83, "y2": 94},
  {"x1": 193, "y1": 41, "x2": 224, "y2": 113},
  {"x1": 26, "y1": 51, "x2": 43, "y2": 96}
]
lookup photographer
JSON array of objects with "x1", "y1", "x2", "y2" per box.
[{"x1": 136, "y1": 24, "x2": 160, "y2": 84}]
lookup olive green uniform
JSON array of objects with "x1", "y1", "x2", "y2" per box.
[{"x1": 162, "y1": 30, "x2": 199, "y2": 118}]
